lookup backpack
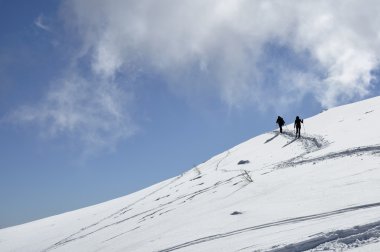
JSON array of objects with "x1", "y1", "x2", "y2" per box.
[{"x1": 277, "y1": 117, "x2": 285, "y2": 126}]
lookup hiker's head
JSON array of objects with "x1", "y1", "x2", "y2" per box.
[{"x1": 296, "y1": 116, "x2": 299, "y2": 119}]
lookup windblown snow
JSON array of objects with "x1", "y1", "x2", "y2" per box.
[{"x1": 1, "y1": 97, "x2": 380, "y2": 252}]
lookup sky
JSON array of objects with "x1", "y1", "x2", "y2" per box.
[{"x1": 1, "y1": 0, "x2": 380, "y2": 228}]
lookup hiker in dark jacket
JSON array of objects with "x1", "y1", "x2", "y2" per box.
[
  {"x1": 294, "y1": 116, "x2": 303, "y2": 138},
  {"x1": 276, "y1": 116, "x2": 285, "y2": 133}
]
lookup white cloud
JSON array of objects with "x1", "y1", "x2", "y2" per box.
[
  {"x1": 61, "y1": 0, "x2": 380, "y2": 109},
  {"x1": 10, "y1": 0, "x2": 380, "y2": 153},
  {"x1": 10, "y1": 74, "x2": 136, "y2": 153}
]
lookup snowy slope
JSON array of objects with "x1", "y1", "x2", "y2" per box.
[{"x1": 1, "y1": 96, "x2": 380, "y2": 252}]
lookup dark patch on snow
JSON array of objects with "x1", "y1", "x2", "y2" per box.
[
  {"x1": 238, "y1": 160, "x2": 250, "y2": 165},
  {"x1": 230, "y1": 211, "x2": 243, "y2": 215}
]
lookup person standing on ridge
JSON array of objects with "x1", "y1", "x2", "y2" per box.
[
  {"x1": 276, "y1": 116, "x2": 285, "y2": 133},
  {"x1": 294, "y1": 116, "x2": 303, "y2": 138}
]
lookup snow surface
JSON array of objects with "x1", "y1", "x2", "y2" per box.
[{"x1": 1, "y1": 96, "x2": 380, "y2": 252}]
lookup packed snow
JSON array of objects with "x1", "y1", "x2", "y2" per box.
[{"x1": 1, "y1": 96, "x2": 380, "y2": 252}]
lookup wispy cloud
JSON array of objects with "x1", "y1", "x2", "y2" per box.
[
  {"x1": 34, "y1": 14, "x2": 51, "y2": 32},
  {"x1": 61, "y1": 0, "x2": 380, "y2": 109},
  {"x1": 10, "y1": 74, "x2": 136, "y2": 154}
]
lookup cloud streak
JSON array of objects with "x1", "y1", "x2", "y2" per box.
[{"x1": 34, "y1": 14, "x2": 51, "y2": 32}]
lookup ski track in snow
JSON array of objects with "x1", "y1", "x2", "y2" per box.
[
  {"x1": 156, "y1": 130, "x2": 380, "y2": 252},
  {"x1": 215, "y1": 151, "x2": 231, "y2": 171},
  {"x1": 266, "y1": 220, "x2": 380, "y2": 252},
  {"x1": 37, "y1": 114, "x2": 380, "y2": 252},
  {"x1": 264, "y1": 131, "x2": 380, "y2": 175},
  {"x1": 43, "y1": 175, "x2": 184, "y2": 251},
  {"x1": 279, "y1": 130, "x2": 327, "y2": 152},
  {"x1": 3, "y1": 99, "x2": 380, "y2": 252},
  {"x1": 260, "y1": 130, "x2": 328, "y2": 171},
  {"x1": 278, "y1": 145, "x2": 380, "y2": 169},
  {"x1": 157, "y1": 203, "x2": 380, "y2": 252},
  {"x1": 43, "y1": 173, "x2": 242, "y2": 251}
]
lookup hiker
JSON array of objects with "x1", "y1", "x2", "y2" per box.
[
  {"x1": 294, "y1": 116, "x2": 303, "y2": 138},
  {"x1": 276, "y1": 116, "x2": 285, "y2": 133}
]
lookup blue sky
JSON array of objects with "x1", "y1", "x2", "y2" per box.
[{"x1": 1, "y1": 0, "x2": 380, "y2": 228}]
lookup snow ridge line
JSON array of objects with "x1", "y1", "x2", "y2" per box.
[
  {"x1": 268, "y1": 219, "x2": 380, "y2": 252},
  {"x1": 156, "y1": 202, "x2": 380, "y2": 252}
]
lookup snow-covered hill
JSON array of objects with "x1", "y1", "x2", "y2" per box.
[{"x1": 1, "y1": 97, "x2": 380, "y2": 252}]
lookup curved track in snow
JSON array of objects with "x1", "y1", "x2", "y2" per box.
[
  {"x1": 157, "y1": 202, "x2": 380, "y2": 252},
  {"x1": 43, "y1": 174, "x2": 243, "y2": 251},
  {"x1": 268, "y1": 220, "x2": 380, "y2": 252},
  {"x1": 279, "y1": 144, "x2": 380, "y2": 169},
  {"x1": 43, "y1": 175, "x2": 184, "y2": 251},
  {"x1": 277, "y1": 130, "x2": 327, "y2": 152},
  {"x1": 43, "y1": 129, "x2": 380, "y2": 252},
  {"x1": 263, "y1": 131, "x2": 380, "y2": 174}
]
